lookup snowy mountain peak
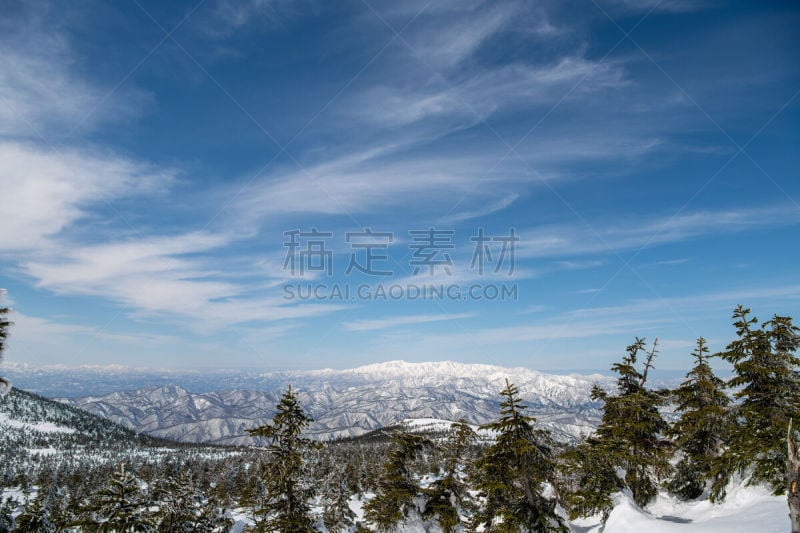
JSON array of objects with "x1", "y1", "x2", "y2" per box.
[
  {"x1": 273, "y1": 359, "x2": 602, "y2": 389},
  {"x1": 348, "y1": 359, "x2": 519, "y2": 378}
]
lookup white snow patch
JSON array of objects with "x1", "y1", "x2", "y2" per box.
[
  {"x1": 0, "y1": 412, "x2": 75, "y2": 433},
  {"x1": 596, "y1": 485, "x2": 788, "y2": 532}
]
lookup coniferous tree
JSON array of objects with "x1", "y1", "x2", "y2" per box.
[
  {"x1": 421, "y1": 419, "x2": 477, "y2": 532},
  {"x1": 0, "y1": 292, "x2": 12, "y2": 397},
  {"x1": 195, "y1": 497, "x2": 234, "y2": 532},
  {"x1": 667, "y1": 337, "x2": 729, "y2": 500},
  {"x1": 588, "y1": 338, "x2": 671, "y2": 508},
  {"x1": 16, "y1": 490, "x2": 56, "y2": 532},
  {"x1": 81, "y1": 463, "x2": 155, "y2": 532},
  {"x1": 711, "y1": 307, "x2": 800, "y2": 499},
  {"x1": 364, "y1": 430, "x2": 429, "y2": 531},
  {"x1": 471, "y1": 379, "x2": 567, "y2": 533},
  {"x1": 562, "y1": 434, "x2": 621, "y2": 523},
  {"x1": 46, "y1": 486, "x2": 76, "y2": 533},
  {"x1": 246, "y1": 385, "x2": 318, "y2": 533},
  {"x1": 321, "y1": 465, "x2": 356, "y2": 533},
  {"x1": 154, "y1": 472, "x2": 205, "y2": 532},
  {"x1": 0, "y1": 496, "x2": 17, "y2": 533}
]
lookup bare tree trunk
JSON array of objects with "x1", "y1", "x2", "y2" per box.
[
  {"x1": 639, "y1": 338, "x2": 659, "y2": 386},
  {"x1": 789, "y1": 419, "x2": 800, "y2": 533}
]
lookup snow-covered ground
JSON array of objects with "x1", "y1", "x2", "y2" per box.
[
  {"x1": 573, "y1": 484, "x2": 788, "y2": 533},
  {"x1": 0, "y1": 411, "x2": 75, "y2": 433},
  {"x1": 225, "y1": 483, "x2": 789, "y2": 532},
  {"x1": 17, "y1": 480, "x2": 782, "y2": 532}
]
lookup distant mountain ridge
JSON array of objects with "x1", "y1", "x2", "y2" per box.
[{"x1": 58, "y1": 360, "x2": 612, "y2": 445}]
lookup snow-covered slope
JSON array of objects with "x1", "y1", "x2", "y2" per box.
[
  {"x1": 60, "y1": 360, "x2": 612, "y2": 445},
  {"x1": 576, "y1": 484, "x2": 789, "y2": 532},
  {"x1": 343, "y1": 484, "x2": 789, "y2": 533},
  {"x1": 0, "y1": 386, "x2": 174, "y2": 465}
]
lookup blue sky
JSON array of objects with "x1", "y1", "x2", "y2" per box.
[{"x1": 1, "y1": 0, "x2": 798, "y2": 371}]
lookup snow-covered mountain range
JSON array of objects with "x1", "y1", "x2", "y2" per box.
[{"x1": 56, "y1": 360, "x2": 612, "y2": 445}]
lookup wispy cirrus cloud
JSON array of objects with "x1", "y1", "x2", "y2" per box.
[
  {"x1": 2, "y1": 310, "x2": 263, "y2": 367},
  {"x1": 518, "y1": 205, "x2": 800, "y2": 259},
  {"x1": 369, "y1": 284, "x2": 800, "y2": 356},
  {"x1": 604, "y1": 0, "x2": 720, "y2": 14},
  {"x1": 0, "y1": 141, "x2": 175, "y2": 251},
  {"x1": 20, "y1": 231, "x2": 346, "y2": 331},
  {"x1": 235, "y1": 144, "x2": 521, "y2": 221},
  {"x1": 0, "y1": 7, "x2": 170, "y2": 254},
  {"x1": 561, "y1": 285, "x2": 800, "y2": 324},
  {"x1": 439, "y1": 194, "x2": 520, "y2": 224},
  {"x1": 0, "y1": 7, "x2": 149, "y2": 138},
  {"x1": 408, "y1": 1, "x2": 519, "y2": 70},
  {"x1": 355, "y1": 57, "x2": 629, "y2": 129},
  {"x1": 1, "y1": 0, "x2": 796, "y2": 371},
  {"x1": 8, "y1": 311, "x2": 183, "y2": 348},
  {"x1": 206, "y1": 0, "x2": 302, "y2": 34},
  {"x1": 0, "y1": 3, "x2": 348, "y2": 337}
]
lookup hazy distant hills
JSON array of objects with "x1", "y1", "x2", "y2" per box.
[{"x1": 49, "y1": 360, "x2": 613, "y2": 445}]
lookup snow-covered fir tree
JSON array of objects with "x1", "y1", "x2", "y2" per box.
[
  {"x1": 667, "y1": 337, "x2": 729, "y2": 500},
  {"x1": 194, "y1": 497, "x2": 234, "y2": 532},
  {"x1": 15, "y1": 490, "x2": 55, "y2": 533},
  {"x1": 471, "y1": 379, "x2": 567, "y2": 533},
  {"x1": 246, "y1": 385, "x2": 318, "y2": 533},
  {"x1": 0, "y1": 292, "x2": 12, "y2": 397},
  {"x1": 712, "y1": 307, "x2": 800, "y2": 499},
  {"x1": 44, "y1": 486, "x2": 76, "y2": 533},
  {"x1": 153, "y1": 471, "x2": 201, "y2": 531},
  {"x1": 364, "y1": 430, "x2": 429, "y2": 531},
  {"x1": 152, "y1": 470, "x2": 230, "y2": 532},
  {"x1": 80, "y1": 463, "x2": 155, "y2": 532},
  {"x1": 0, "y1": 496, "x2": 18, "y2": 532},
  {"x1": 321, "y1": 465, "x2": 356, "y2": 533},
  {"x1": 584, "y1": 338, "x2": 671, "y2": 508},
  {"x1": 421, "y1": 419, "x2": 477, "y2": 532},
  {"x1": 561, "y1": 434, "x2": 621, "y2": 523}
]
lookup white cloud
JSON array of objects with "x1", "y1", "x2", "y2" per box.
[
  {"x1": 0, "y1": 6, "x2": 348, "y2": 333},
  {"x1": 518, "y1": 205, "x2": 800, "y2": 258},
  {"x1": 412, "y1": 2, "x2": 518, "y2": 69},
  {"x1": 438, "y1": 194, "x2": 519, "y2": 224},
  {"x1": 237, "y1": 145, "x2": 516, "y2": 219},
  {"x1": 0, "y1": 310, "x2": 260, "y2": 366},
  {"x1": 21, "y1": 231, "x2": 346, "y2": 331},
  {"x1": 0, "y1": 19, "x2": 148, "y2": 138},
  {"x1": 358, "y1": 57, "x2": 629, "y2": 128},
  {"x1": 518, "y1": 135, "x2": 665, "y2": 163},
  {"x1": 23, "y1": 232, "x2": 230, "y2": 291},
  {"x1": 373, "y1": 284, "x2": 800, "y2": 354},
  {"x1": 208, "y1": 0, "x2": 300, "y2": 34},
  {"x1": 7, "y1": 311, "x2": 181, "y2": 347},
  {"x1": 563, "y1": 285, "x2": 800, "y2": 324},
  {"x1": 380, "y1": 0, "x2": 563, "y2": 66},
  {"x1": 0, "y1": 310, "x2": 206, "y2": 366},
  {"x1": 606, "y1": 0, "x2": 718, "y2": 14},
  {"x1": 519, "y1": 304, "x2": 547, "y2": 314},
  {"x1": 0, "y1": 141, "x2": 174, "y2": 251}
]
